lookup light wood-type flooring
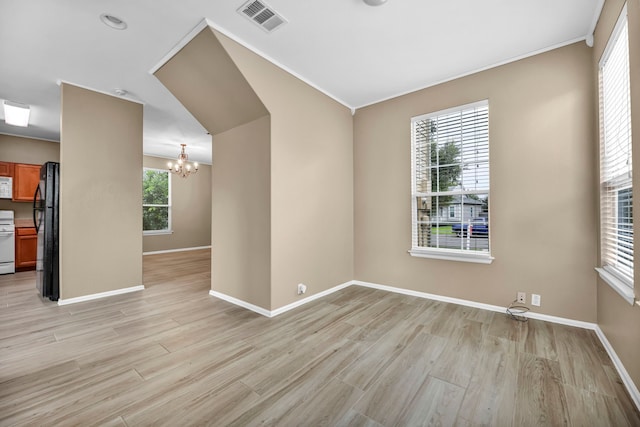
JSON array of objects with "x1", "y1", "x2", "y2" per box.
[{"x1": 1, "y1": 249, "x2": 639, "y2": 426}]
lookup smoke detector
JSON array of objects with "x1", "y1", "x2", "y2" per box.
[{"x1": 237, "y1": 0, "x2": 287, "y2": 33}]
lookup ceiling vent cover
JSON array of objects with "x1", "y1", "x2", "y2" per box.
[{"x1": 238, "y1": 0, "x2": 287, "y2": 33}]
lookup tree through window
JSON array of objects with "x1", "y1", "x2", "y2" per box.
[{"x1": 143, "y1": 168, "x2": 171, "y2": 233}]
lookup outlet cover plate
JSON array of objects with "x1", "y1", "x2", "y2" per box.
[
  {"x1": 517, "y1": 292, "x2": 526, "y2": 304},
  {"x1": 531, "y1": 294, "x2": 541, "y2": 306}
]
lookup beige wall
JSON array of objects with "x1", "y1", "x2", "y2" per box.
[
  {"x1": 142, "y1": 155, "x2": 212, "y2": 253},
  {"x1": 354, "y1": 42, "x2": 597, "y2": 322},
  {"x1": 0, "y1": 134, "x2": 60, "y2": 219},
  {"x1": 212, "y1": 115, "x2": 271, "y2": 308},
  {"x1": 155, "y1": 27, "x2": 354, "y2": 311},
  {"x1": 154, "y1": 28, "x2": 268, "y2": 135},
  {"x1": 215, "y1": 30, "x2": 355, "y2": 309},
  {"x1": 60, "y1": 83, "x2": 143, "y2": 299},
  {"x1": 595, "y1": 0, "x2": 640, "y2": 393}
]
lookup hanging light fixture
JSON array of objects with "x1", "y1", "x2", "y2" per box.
[{"x1": 167, "y1": 144, "x2": 199, "y2": 178}]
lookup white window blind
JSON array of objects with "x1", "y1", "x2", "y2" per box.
[
  {"x1": 410, "y1": 100, "x2": 491, "y2": 263},
  {"x1": 598, "y1": 5, "x2": 633, "y2": 291}
]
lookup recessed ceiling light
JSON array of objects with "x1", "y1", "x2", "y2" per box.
[
  {"x1": 100, "y1": 13, "x2": 127, "y2": 30},
  {"x1": 363, "y1": 0, "x2": 388, "y2": 6}
]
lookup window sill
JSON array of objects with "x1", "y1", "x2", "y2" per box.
[
  {"x1": 409, "y1": 248, "x2": 494, "y2": 264},
  {"x1": 143, "y1": 230, "x2": 173, "y2": 236},
  {"x1": 595, "y1": 267, "x2": 635, "y2": 305}
]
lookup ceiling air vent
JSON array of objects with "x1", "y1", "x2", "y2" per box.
[{"x1": 238, "y1": 0, "x2": 287, "y2": 33}]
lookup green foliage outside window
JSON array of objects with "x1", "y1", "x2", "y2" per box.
[{"x1": 143, "y1": 169, "x2": 170, "y2": 231}]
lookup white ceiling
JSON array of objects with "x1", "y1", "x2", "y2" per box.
[{"x1": 0, "y1": 0, "x2": 603, "y2": 164}]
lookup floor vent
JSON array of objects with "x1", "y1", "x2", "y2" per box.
[{"x1": 238, "y1": 0, "x2": 287, "y2": 33}]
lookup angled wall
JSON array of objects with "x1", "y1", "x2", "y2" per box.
[
  {"x1": 154, "y1": 25, "x2": 354, "y2": 310},
  {"x1": 60, "y1": 83, "x2": 143, "y2": 299},
  {"x1": 213, "y1": 30, "x2": 354, "y2": 310},
  {"x1": 154, "y1": 27, "x2": 272, "y2": 309},
  {"x1": 154, "y1": 28, "x2": 268, "y2": 135}
]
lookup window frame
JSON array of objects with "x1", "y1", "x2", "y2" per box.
[
  {"x1": 142, "y1": 167, "x2": 173, "y2": 236},
  {"x1": 409, "y1": 100, "x2": 493, "y2": 264},
  {"x1": 595, "y1": 3, "x2": 634, "y2": 305}
]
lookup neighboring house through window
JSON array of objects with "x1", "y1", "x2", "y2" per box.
[
  {"x1": 410, "y1": 100, "x2": 491, "y2": 264},
  {"x1": 596, "y1": 4, "x2": 634, "y2": 304},
  {"x1": 143, "y1": 168, "x2": 171, "y2": 234}
]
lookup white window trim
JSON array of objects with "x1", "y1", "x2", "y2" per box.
[
  {"x1": 597, "y1": 3, "x2": 634, "y2": 303},
  {"x1": 143, "y1": 229, "x2": 173, "y2": 236},
  {"x1": 596, "y1": 267, "x2": 635, "y2": 305},
  {"x1": 409, "y1": 248, "x2": 494, "y2": 264},
  {"x1": 410, "y1": 99, "x2": 491, "y2": 264},
  {"x1": 143, "y1": 167, "x2": 172, "y2": 235}
]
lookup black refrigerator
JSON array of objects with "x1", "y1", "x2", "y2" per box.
[{"x1": 33, "y1": 162, "x2": 60, "y2": 301}]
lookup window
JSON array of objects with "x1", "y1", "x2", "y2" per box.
[
  {"x1": 597, "y1": 4, "x2": 634, "y2": 304},
  {"x1": 410, "y1": 100, "x2": 491, "y2": 263},
  {"x1": 143, "y1": 168, "x2": 171, "y2": 234}
]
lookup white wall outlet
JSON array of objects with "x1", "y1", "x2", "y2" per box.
[
  {"x1": 297, "y1": 283, "x2": 307, "y2": 295},
  {"x1": 531, "y1": 294, "x2": 541, "y2": 306},
  {"x1": 517, "y1": 292, "x2": 526, "y2": 304}
]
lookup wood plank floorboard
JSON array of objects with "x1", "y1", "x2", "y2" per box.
[{"x1": 0, "y1": 248, "x2": 639, "y2": 426}]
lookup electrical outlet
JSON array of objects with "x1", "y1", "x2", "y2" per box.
[
  {"x1": 531, "y1": 294, "x2": 541, "y2": 307},
  {"x1": 517, "y1": 292, "x2": 526, "y2": 304},
  {"x1": 297, "y1": 283, "x2": 307, "y2": 295}
]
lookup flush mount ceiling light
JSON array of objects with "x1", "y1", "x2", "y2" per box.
[
  {"x1": 3, "y1": 100, "x2": 31, "y2": 127},
  {"x1": 100, "y1": 13, "x2": 127, "y2": 30},
  {"x1": 363, "y1": 0, "x2": 388, "y2": 6}
]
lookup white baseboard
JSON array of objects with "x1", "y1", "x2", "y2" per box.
[
  {"x1": 208, "y1": 290, "x2": 271, "y2": 317},
  {"x1": 143, "y1": 245, "x2": 211, "y2": 256},
  {"x1": 353, "y1": 280, "x2": 598, "y2": 330},
  {"x1": 270, "y1": 281, "x2": 353, "y2": 317},
  {"x1": 209, "y1": 281, "x2": 353, "y2": 318},
  {"x1": 57, "y1": 285, "x2": 144, "y2": 306},
  {"x1": 595, "y1": 326, "x2": 640, "y2": 411}
]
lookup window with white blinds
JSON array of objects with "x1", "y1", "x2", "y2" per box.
[
  {"x1": 410, "y1": 100, "x2": 492, "y2": 263},
  {"x1": 598, "y1": 4, "x2": 633, "y2": 299}
]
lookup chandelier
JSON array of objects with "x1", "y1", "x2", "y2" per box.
[{"x1": 167, "y1": 144, "x2": 199, "y2": 178}]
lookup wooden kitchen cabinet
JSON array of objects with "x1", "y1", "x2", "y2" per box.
[
  {"x1": 0, "y1": 161, "x2": 14, "y2": 177},
  {"x1": 13, "y1": 163, "x2": 40, "y2": 202},
  {"x1": 16, "y1": 227, "x2": 37, "y2": 271}
]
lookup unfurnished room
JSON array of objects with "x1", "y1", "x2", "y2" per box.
[{"x1": 1, "y1": 0, "x2": 640, "y2": 425}]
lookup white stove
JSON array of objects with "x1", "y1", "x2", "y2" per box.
[{"x1": 0, "y1": 210, "x2": 15, "y2": 274}]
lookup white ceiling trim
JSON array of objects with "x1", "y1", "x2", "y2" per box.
[
  {"x1": 148, "y1": 3, "x2": 605, "y2": 116},
  {"x1": 143, "y1": 151, "x2": 212, "y2": 166},
  {"x1": 0, "y1": 130, "x2": 59, "y2": 144},
  {"x1": 149, "y1": 17, "x2": 353, "y2": 111},
  {"x1": 56, "y1": 79, "x2": 146, "y2": 105},
  {"x1": 354, "y1": 36, "x2": 590, "y2": 111},
  {"x1": 203, "y1": 18, "x2": 353, "y2": 110}
]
